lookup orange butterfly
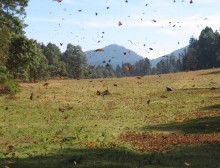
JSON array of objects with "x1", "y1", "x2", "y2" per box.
[
  {"x1": 124, "y1": 65, "x2": 132, "y2": 71},
  {"x1": 175, "y1": 117, "x2": 184, "y2": 122},
  {"x1": 95, "y1": 48, "x2": 104, "y2": 52},
  {"x1": 87, "y1": 141, "x2": 95, "y2": 147},
  {"x1": 53, "y1": 0, "x2": 62, "y2": 2}
]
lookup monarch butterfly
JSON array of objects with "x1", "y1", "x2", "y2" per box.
[
  {"x1": 53, "y1": 0, "x2": 62, "y2": 2},
  {"x1": 176, "y1": 117, "x2": 184, "y2": 122},
  {"x1": 124, "y1": 65, "x2": 132, "y2": 71},
  {"x1": 87, "y1": 141, "x2": 95, "y2": 147},
  {"x1": 7, "y1": 145, "x2": 15, "y2": 152},
  {"x1": 95, "y1": 48, "x2": 104, "y2": 52},
  {"x1": 118, "y1": 21, "x2": 122, "y2": 26}
]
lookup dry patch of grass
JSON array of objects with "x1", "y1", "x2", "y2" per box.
[
  {"x1": 192, "y1": 110, "x2": 220, "y2": 118},
  {"x1": 120, "y1": 132, "x2": 220, "y2": 152}
]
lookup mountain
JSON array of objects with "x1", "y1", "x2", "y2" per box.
[
  {"x1": 84, "y1": 44, "x2": 143, "y2": 69},
  {"x1": 85, "y1": 44, "x2": 188, "y2": 69},
  {"x1": 150, "y1": 46, "x2": 188, "y2": 67}
]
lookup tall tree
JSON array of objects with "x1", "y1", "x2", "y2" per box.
[
  {"x1": 0, "y1": 0, "x2": 28, "y2": 66},
  {"x1": 115, "y1": 64, "x2": 122, "y2": 77},
  {"x1": 61, "y1": 44, "x2": 87, "y2": 79},
  {"x1": 182, "y1": 48, "x2": 198, "y2": 70},
  {"x1": 197, "y1": 27, "x2": 217, "y2": 69},
  {"x1": 6, "y1": 37, "x2": 43, "y2": 82},
  {"x1": 216, "y1": 31, "x2": 220, "y2": 66},
  {"x1": 41, "y1": 43, "x2": 66, "y2": 77},
  {"x1": 43, "y1": 43, "x2": 61, "y2": 65}
]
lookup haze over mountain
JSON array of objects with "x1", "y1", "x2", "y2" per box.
[
  {"x1": 85, "y1": 44, "x2": 143, "y2": 69},
  {"x1": 85, "y1": 44, "x2": 188, "y2": 69}
]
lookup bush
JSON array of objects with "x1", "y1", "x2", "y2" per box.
[{"x1": 0, "y1": 66, "x2": 19, "y2": 94}]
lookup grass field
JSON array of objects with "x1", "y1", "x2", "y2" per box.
[{"x1": 0, "y1": 68, "x2": 220, "y2": 168}]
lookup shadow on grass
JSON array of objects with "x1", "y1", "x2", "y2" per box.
[
  {"x1": 142, "y1": 116, "x2": 220, "y2": 134},
  {"x1": 179, "y1": 87, "x2": 219, "y2": 91},
  {"x1": 2, "y1": 144, "x2": 220, "y2": 168},
  {"x1": 199, "y1": 104, "x2": 220, "y2": 111},
  {"x1": 201, "y1": 70, "x2": 220, "y2": 75}
]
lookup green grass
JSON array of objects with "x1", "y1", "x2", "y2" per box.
[{"x1": 0, "y1": 68, "x2": 220, "y2": 167}]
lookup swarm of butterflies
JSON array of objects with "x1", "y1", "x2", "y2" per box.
[{"x1": 52, "y1": 0, "x2": 194, "y2": 70}]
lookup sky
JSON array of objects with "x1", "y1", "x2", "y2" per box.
[{"x1": 24, "y1": 0, "x2": 220, "y2": 59}]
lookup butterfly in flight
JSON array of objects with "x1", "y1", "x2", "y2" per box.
[
  {"x1": 95, "y1": 48, "x2": 104, "y2": 52},
  {"x1": 53, "y1": 0, "x2": 62, "y2": 2}
]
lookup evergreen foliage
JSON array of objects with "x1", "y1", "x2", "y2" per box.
[{"x1": 0, "y1": 66, "x2": 19, "y2": 94}]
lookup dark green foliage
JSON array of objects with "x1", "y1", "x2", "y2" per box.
[
  {"x1": 156, "y1": 54, "x2": 181, "y2": 74},
  {"x1": 132, "y1": 58, "x2": 151, "y2": 76},
  {"x1": 0, "y1": 66, "x2": 19, "y2": 94},
  {"x1": 115, "y1": 64, "x2": 123, "y2": 77},
  {"x1": 0, "y1": 26, "x2": 11, "y2": 65},
  {"x1": 6, "y1": 37, "x2": 44, "y2": 82},
  {"x1": 0, "y1": 0, "x2": 28, "y2": 66},
  {"x1": 0, "y1": 0, "x2": 27, "y2": 93},
  {"x1": 0, "y1": 0, "x2": 28, "y2": 36},
  {"x1": 85, "y1": 65, "x2": 116, "y2": 79},
  {"x1": 156, "y1": 27, "x2": 220, "y2": 74},
  {"x1": 197, "y1": 27, "x2": 219, "y2": 68},
  {"x1": 61, "y1": 44, "x2": 87, "y2": 79},
  {"x1": 41, "y1": 43, "x2": 67, "y2": 77},
  {"x1": 182, "y1": 47, "x2": 198, "y2": 71},
  {"x1": 182, "y1": 27, "x2": 220, "y2": 71},
  {"x1": 35, "y1": 52, "x2": 50, "y2": 81},
  {"x1": 42, "y1": 43, "x2": 61, "y2": 65}
]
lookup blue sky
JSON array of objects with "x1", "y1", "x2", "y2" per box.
[{"x1": 24, "y1": 0, "x2": 220, "y2": 59}]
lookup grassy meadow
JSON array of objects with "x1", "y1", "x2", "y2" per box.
[{"x1": 0, "y1": 68, "x2": 220, "y2": 168}]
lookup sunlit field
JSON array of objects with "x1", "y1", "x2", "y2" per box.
[{"x1": 0, "y1": 68, "x2": 220, "y2": 168}]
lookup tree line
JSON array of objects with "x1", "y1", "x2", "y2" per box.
[{"x1": 156, "y1": 27, "x2": 220, "y2": 74}]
